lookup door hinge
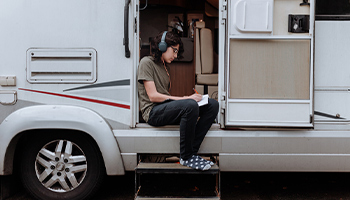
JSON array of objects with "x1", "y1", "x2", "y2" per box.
[
  {"x1": 221, "y1": 0, "x2": 227, "y2": 21},
  {"x1": 134, "y1": 17, "x2": 137, "y2": 33},
  {"x1": 220, "y1": 93, "x2": 226, "y2": 114},
  {"x1": 310, "y1": 114, "x2": 313, "y2": 123}
]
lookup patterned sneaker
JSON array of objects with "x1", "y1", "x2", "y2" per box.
[
  {"x1": 180, "y1": 155, "x2": 211, "y2": 171},
  {"x1": 194, "y1": 155, "x2": 215, "y2": 166}
]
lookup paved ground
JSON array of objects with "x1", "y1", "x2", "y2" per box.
[{"x1": 6, "y1": 172, "x2": 350, "y2": 199}]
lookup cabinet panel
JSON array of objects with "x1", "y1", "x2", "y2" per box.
[{"x1": 229, "y1": 39, "x2": 310, "y2": 99}]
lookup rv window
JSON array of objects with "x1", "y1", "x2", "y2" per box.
[{"x1": 316, "y1": 0, "x2": 350, "y2": 20}]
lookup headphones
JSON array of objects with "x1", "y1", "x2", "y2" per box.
[{"x1": 158, "y1": 31, "x2": 168, "y2": 52}]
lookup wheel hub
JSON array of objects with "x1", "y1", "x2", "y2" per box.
[{"x1": 56, "y1": 162, "x2": 65, "y2": 171}]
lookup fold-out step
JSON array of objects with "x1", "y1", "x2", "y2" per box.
[
  {"x1": 135, "y1": 162, "x2": 220, "y2": 174},
  {"x1": 135, "y1": 162, "x2": 220, "y2": 199},
  {"x1": 135, "y1": 197, "x2": 220, "y2": 200}
]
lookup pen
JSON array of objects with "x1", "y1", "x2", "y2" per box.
[{"x1": 193, "y1": 88, "x2": 199, "y2": 94}]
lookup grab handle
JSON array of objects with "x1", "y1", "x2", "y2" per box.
[{"x1": 123, "y1": 0, "x2": 131, "y2": 58}]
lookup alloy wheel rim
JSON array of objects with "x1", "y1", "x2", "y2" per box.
[{"x1": 34, "y1": 140, "x2": 87, "y2": 192}]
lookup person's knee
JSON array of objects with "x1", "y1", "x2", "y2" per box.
[
  {"x1": 208, "y1": 99, "x2": 219, "y2": 112},
  {"x1": 182, "y1": 99, "x2": 199, "y2": 113}
]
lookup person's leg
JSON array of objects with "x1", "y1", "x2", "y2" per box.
[
  {"x1": 192, "y1": 98, "x2": 219, "y2": 155},
  {"x1": 147, "y1": 99, "x2": 199, "y2": 160}
]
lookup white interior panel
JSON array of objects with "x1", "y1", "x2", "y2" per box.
[
  {"x1": 273, "y1": 0, "x2": 310, "y2": 35},
  {"x1": 227, "y1": 101, "x2": 311, "y2": 126}
]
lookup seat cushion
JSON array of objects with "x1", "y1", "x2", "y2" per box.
[
  {"x1": 196, "y1": 74, "x2": 218, "y2": 86},
  {"x1": 195, "y1": 28, "x2": 202, "y2": 74},
  {"x1": 200, "y1": 28, "x2": 214, "y2": 74}
]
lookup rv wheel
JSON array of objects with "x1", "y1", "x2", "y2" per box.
[{"x1": 20, "y1": 133, "x2": 105, "y2": 200}]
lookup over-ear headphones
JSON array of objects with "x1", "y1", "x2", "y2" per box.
[{"x1": 158, "y1": 31, "x2": 168, "y2": 52}]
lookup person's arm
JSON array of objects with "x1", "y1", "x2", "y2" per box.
[{"x1": 144, "y1": 80, "x2": 202, "y2": 103}]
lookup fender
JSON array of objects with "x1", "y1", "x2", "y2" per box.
[{"x1": 0, "y1": 105, "x2": 125, "y2": 175}]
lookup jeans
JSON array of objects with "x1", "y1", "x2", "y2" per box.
[{"x1": 147, "y1": 98, "x2": 219, "y2": 160}]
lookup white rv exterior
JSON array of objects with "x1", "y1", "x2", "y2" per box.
[{"x1": 1, "y1": 0, "x2": 350, "y2": 199}]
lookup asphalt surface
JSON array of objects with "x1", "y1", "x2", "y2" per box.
[{"x1": 6, "y1": 172, "x2": 350, "y2": 199}]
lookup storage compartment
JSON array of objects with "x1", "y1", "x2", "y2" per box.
[
  {"x1": 0, "y1": 90, "x2": 17, "y2": 105},
  {"x1": 230, "y1": 0, "x2": 274, "y2": 35}
]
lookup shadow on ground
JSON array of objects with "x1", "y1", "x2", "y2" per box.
[{"x1": 7, "y1": 172, "x2": 350, "y2": 199}]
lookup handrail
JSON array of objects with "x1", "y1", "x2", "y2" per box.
[{"x1": 124, "y1": 0, "x2": 131, "y2": 58}]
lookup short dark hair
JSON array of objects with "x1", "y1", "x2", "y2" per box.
[{"x1": 151, "y1": 31, "x2": 184, "y2": 62}]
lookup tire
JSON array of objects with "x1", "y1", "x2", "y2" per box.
[{"x1": 20, "y1": 132, "x2": 105, "y2": 200}]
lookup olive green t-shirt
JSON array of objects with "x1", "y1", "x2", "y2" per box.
[{"x1": 138, "y1": 56, "x2": 170, "y2": 122}]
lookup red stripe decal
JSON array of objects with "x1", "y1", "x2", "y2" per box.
[{"x1": 19, "y1": 88, "x2": 130, "y2": 109}]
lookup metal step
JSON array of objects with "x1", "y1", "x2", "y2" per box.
[
  {"x1": 135, "y1": 197, "x2": 220, "y2": 200},
  {"x1": 135, "y1": 162, "x2": 221, "y2": 200},
  {"x1": 135, "y1": 162, "x2": 220, "y2": 174}
]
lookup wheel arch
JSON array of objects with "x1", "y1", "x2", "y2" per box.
[{"x1": 0, "y1": 105, "x2": 125, "y2": 175}]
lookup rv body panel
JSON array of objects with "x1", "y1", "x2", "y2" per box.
[
  {"x1": 115, "y1": 122, "x2": 350, "y2": 172},
  {"x1": 0, "y1": 0, "x2": 135, "y2": 178},
  {"x1": 0, "y1": 0, "x2": 134, "y2": 128},
  {"x1": 314, "y1": 20, "x2": 350, "y2": 121}
]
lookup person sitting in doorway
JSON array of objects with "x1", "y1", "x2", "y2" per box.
[{"x1": 137, "y1": 31, "x2": 219, "y2": 171}]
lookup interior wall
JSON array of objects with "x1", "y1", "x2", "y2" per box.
[
  {"x1": 139, "y1": 1, "x2": 216, "y2": 55},
  {"x1": 139, "y1": 6, "x2": 185, "y2": 48}
]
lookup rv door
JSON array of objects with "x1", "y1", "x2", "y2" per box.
[
  {"x1": 222, "y1": 0, "x2": 315, "y2": 127},
  {"x1": 131, "y1": 0, "x2": 140, "y2": 127}
]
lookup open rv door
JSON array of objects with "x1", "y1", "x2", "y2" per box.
[
  {"x1": 218, "y1": 0, "x2": 227, "y2": 128},
  {"x1": 131, "y1": 0, "x2": 140, "y2": 127},
  {"x1": 222, "y1": 0, "x2": 315, "y2": 127}
]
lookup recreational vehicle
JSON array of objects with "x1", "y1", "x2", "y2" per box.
[{"x1": 0, "y1": 0, "x2": 349, "y2": 199}]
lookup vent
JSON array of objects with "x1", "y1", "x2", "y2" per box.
[{"x1": 27, "y1": 49, "x2": 97, "y2": 83}]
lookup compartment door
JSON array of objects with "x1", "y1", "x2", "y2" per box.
[{"x1": 224, "y1": 0, "x2": 314, "y2": 127}]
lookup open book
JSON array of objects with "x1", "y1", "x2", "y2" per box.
[{"x1": 197, "y1": 94, "x2": 209, "y2": 106}]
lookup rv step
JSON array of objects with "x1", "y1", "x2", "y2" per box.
[
  {"x1": 135, "y1": 162, "x2": 220, "y2": 200},
  {"x1": 135, "y1": 162, "x2": 219, "y2": 174},
  {"x1": 135, "y1": 197, "x2": 220, "y2": 200}
]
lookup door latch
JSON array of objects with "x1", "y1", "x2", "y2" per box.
[{"x1": 288, "y1": 15, "x2": 309, "y2": 33}]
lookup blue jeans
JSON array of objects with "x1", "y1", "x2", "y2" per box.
[{"x1": 147, "y1": 98, "x2": 219, "y2": 160}]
